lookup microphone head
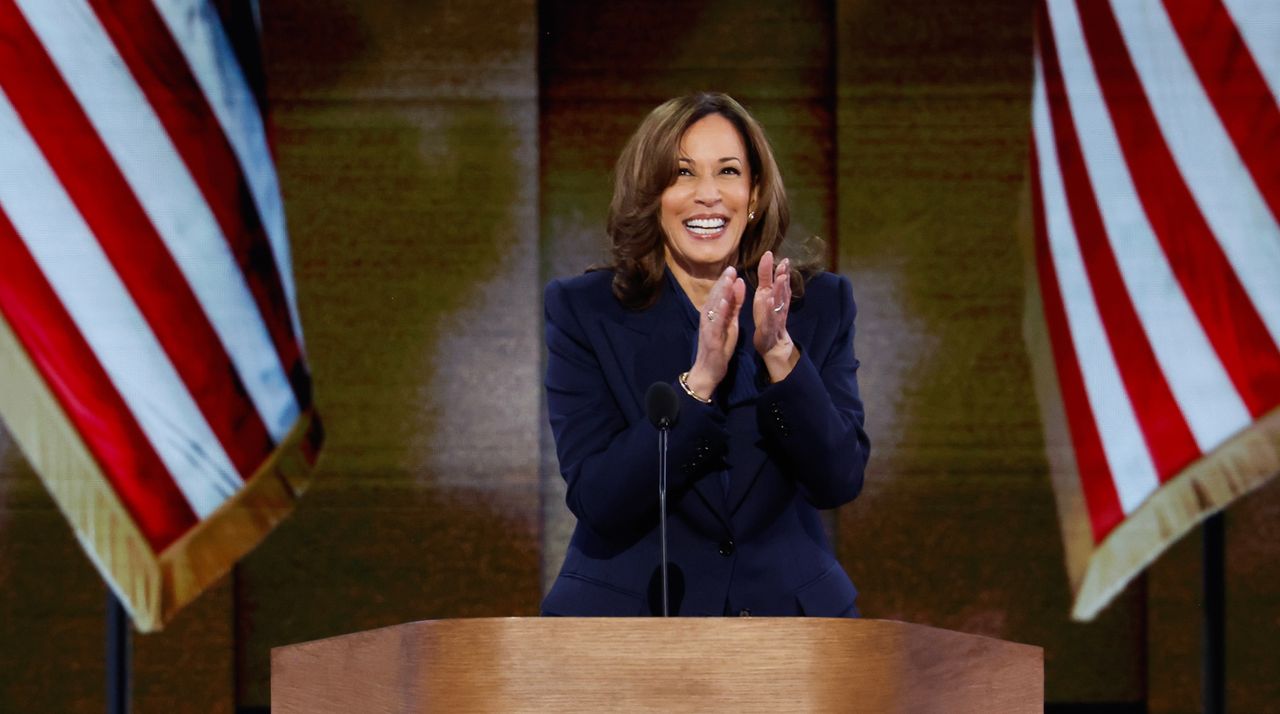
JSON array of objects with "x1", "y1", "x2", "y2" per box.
[{"x1": 645, "y1": 381, "x2": 680, "y2": 429}]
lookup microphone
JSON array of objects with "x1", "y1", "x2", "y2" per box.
[
  {"x1": 645, "y1": 382, "x2": 680, "y2": 617},
  {"x1": 645, "y1": 381, "x2": 680, "y2": 430}
]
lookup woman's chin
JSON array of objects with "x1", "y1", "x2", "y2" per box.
[{"x1": 671, "y1": 243, "x2": 740, "y2": 274}]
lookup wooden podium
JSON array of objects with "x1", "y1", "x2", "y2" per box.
[{"x1": 272, "y1": 618, "x2": 1042, "y2": 712}]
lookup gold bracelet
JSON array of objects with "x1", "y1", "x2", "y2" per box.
[{"x1": 678, "y1": 371, "x2": 713, "y2": 404}]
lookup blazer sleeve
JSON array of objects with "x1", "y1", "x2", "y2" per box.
[
  {"x1": 756, "y1": 274, "x2": 870, "y2": 509},
  {"x1": 544, "y1": 279, "x2": 729, "y2": 540}
]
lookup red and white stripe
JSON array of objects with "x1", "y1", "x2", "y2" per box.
[
  {"x1": 0, "y1": 0, "x2": 312, "y2": 549},
  {"x1": 1031, "y1": 0, "x2": 1280, "y2": 541}
]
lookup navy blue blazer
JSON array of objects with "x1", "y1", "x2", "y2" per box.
[{"x1": 541, "y1": 268, "x2": 869, "y2": 617}]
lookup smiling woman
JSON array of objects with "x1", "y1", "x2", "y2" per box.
[
  {"x1": 660, "y1": 114, "x2": 755, "y2": 286},
  {"x1": 541, "y1": 92, "x2": 870, "y2": 618},
  {"x1": 604, "y1": 93, "x2": 795, "y2": 310}
]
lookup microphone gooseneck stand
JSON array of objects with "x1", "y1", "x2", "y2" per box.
[
  {"x1": 645, "y1": 381, "x2": 681, "y2": 618},
  {"x1": 658, "y1": 424, "x2": 669, "y2": 617}
]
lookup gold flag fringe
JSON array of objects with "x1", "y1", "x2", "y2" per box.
[
  {"x1": 1070, "y1": 408, "x2": 1280, "y2": 621},
  {"x1": 155, "y1": 411, "x2": 318, "y2": 627},
  {"x1": 0, "y1": 311, "x2": 320, "y2": 632}
]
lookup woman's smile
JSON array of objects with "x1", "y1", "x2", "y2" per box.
[{"x1": 682, "y1": 213, "x2": 729, "y2": 239}]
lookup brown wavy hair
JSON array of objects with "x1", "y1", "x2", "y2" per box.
[{"x1": 602, "y1": 92, "x2": 816, "y2": 309}]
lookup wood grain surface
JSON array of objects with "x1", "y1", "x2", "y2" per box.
[{"x1": 272, "y1": 618, "x2": 1043, "y2": 713}]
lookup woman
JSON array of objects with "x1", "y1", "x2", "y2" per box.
[{"x1": 542, "y1": 92, "x2": 869, "y2": 617}]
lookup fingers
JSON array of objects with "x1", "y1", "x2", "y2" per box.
[
  {"x1": 703, "y1": 266, "x2": 737, "y2": 314},
  {"x1": 711, "y1": 295, "x2": 731, "y2": 328},
  {"x1": 757, "y1": 250, "x2": 775, "y2": 291},
  {"x1": 708, "y1": 277, "x2": 744, "y2": 338},
  {"x1": 758, "y1": 254, "x2": 789, "y2": 316},
  {"x1": 774, "y1": 258, "x2": 791, "y2": 314},
  {"x1": 727, "y1": 277, "x2": 746, "y2": 323},
  {"x1": 701, "y1": 268, "x2": 742, "y2": 352}
]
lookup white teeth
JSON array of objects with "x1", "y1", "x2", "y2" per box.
[{"x1": 684, "y1": 217, "x2": 726, "y2": 232}]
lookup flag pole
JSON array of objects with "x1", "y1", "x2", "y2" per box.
[
  {"x1": 106, "y1": 590, "x2": 131, "y2": 714},
  {"x1": 1202, "y1": 512, "x2": 1225, "y2": 714}
]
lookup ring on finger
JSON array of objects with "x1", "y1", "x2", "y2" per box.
[
  {"x1": 772, "y1": 302, "x2": 785, "y2": 313},
  {"x1": 706, "y1": 309, "x2": 717, "y2": 322}
]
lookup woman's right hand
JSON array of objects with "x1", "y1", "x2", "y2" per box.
[{"x1": 685, "y1": 266, "x2": 746, "y2": 401}]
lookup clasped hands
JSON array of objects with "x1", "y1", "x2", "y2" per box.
[{"x1": 683, "y1": 251, "x2": 800, "y2": 401}]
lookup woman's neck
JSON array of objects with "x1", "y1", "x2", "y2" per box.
[{"x1": 665, "y1": 251, "x2": 728, "y2": 308}]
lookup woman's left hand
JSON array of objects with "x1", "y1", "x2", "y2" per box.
[{"x1": 753, "y1": 250, "x2": 800, "y2": 382}]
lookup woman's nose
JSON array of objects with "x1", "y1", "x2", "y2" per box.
[{"x1": 694, "y1": 176, "x2": 721, "y2": 205}]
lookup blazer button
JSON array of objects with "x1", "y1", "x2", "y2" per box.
[{"x1": 718, "y1": 539, "x2": 735, "y2": 557}]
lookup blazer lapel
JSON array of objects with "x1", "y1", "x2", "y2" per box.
[{"x1": 595, "y1": 286, "x2": 692, "y2": 422}]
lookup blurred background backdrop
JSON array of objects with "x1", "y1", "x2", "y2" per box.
[{"x1": 1, "y1": 0, "x2": 1277, "y2": 711}]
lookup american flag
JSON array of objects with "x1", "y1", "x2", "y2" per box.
[
  {"x1": 1027, "y1": 0, "x2": 1280, "y2": 619},
  {"x1": 0, "y1": 0, "x2": 321, "y2": 631}
]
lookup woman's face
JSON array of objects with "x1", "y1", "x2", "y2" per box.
[{"x1": 660, "y1": 113, "x2": 756, "y2": 280}]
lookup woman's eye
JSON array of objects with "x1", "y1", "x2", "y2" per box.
[
  {"x1": 720, "y1": 167, "x2": 741, "y2": 176},
  {"x1": 678, "y1": 167, "x2": 694, "y2": 176}
]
